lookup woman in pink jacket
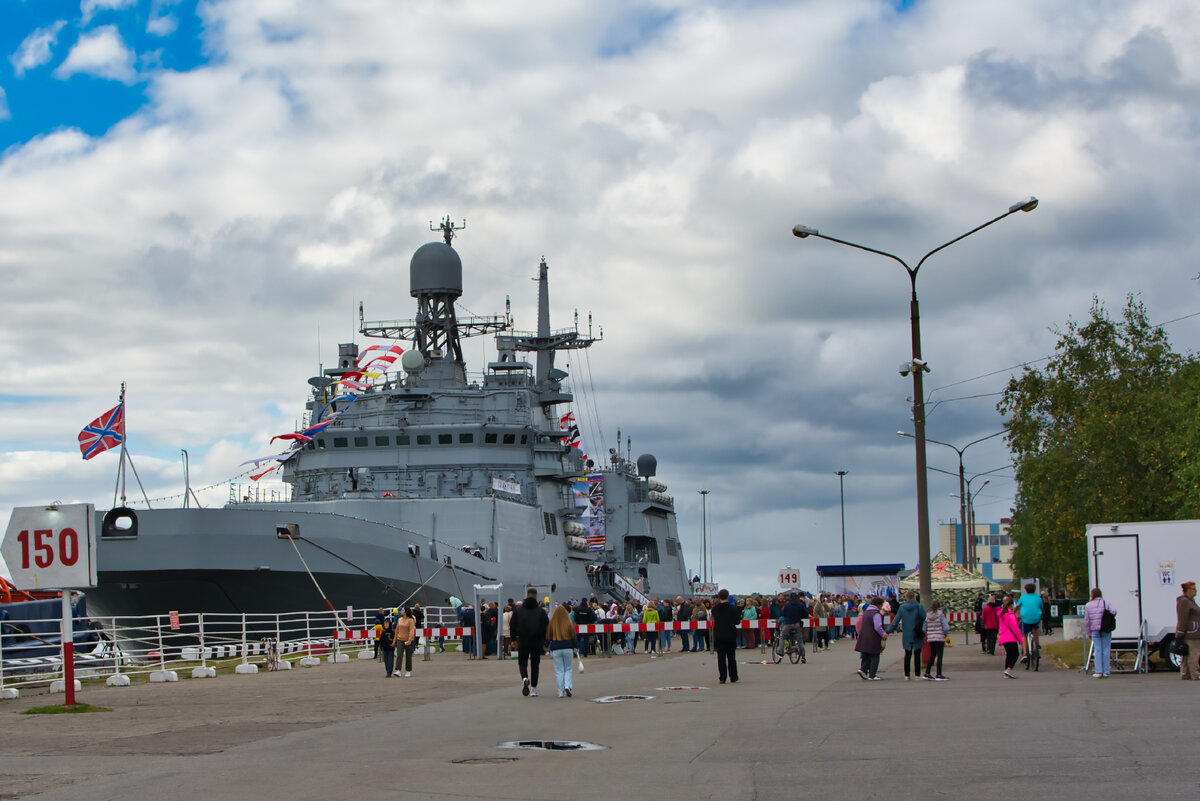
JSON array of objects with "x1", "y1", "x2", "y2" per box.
[
  {"x1": 997, "y1": 596, "x2": 1023, "y2": 679},
  {"x1": 1084, "y1": 588, "x2": 1116, "y2": 678}
]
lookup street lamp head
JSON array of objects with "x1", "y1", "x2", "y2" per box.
[
  {"x1": 792, "y1": 224, "x2": 819, "y2": 239},
  {"x1": 1009, "y1": 196, "x2": 1039, "y2": 213},
  {"x1": 897, "y1": 430, "x2": 910, "y2": 438}
]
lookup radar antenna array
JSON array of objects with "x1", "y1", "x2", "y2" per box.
[{"x1": 431, "y1": 215, "x2": 466, "y2": 245}]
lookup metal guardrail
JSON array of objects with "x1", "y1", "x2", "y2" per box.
[{"x1": 0, "y1": 609, "x2": 386, "y2": 696}]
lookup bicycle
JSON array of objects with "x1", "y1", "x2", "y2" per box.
[
  {"x1": 1023, "y1": 628, "x2": 1040, "y2": 671},
  {"x1": 772, "y1": 625, "x2": 804, "y2": 664}
]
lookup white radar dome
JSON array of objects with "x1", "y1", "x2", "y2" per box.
[{"x1": 401, "y1": 350, "x2": 427, "y2": 372}]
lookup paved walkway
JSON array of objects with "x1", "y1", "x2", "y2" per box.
[{"x1": 0, "y1": 633, "x2": 1192, "y2": 800}]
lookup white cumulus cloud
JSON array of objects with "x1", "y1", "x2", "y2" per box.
[
  {"x1": 53, "y1": 25, "x2": 137, "y2": 82},
  {"x1": 3, "y1": 0, "x2": 1200, "y2": 592},
  {"x1": 81, "y1": 0, "x2": 137, "y2": 24},
  {"x1": 11, "y1": 20, "x2": 68, "y2": 76}
]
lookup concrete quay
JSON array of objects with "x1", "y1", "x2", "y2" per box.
[{"x1": 0, "y1": 635, "x2": 1192, "y2": 800}]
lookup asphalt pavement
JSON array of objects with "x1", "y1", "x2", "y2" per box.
[{"x1": 1, "y1": 632, "x2": 1194, "y2": 800}]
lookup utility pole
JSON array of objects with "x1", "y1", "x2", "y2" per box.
[{"x1": 835, "y1": 471, "x2": 848, "y2": 564}]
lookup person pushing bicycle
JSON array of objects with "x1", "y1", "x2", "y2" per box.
[
  {"x1": 780, "y1": 592, "x2": 809, "y2": 664},
  {"x1": 1015, "y1": 583, "x2": 1044, "y2": 663}
]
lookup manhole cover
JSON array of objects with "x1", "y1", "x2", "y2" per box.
[
  {"x1": 656, "y1": 686, "x2": 710, "y2": 691},
  {"x1": 497, "y1": 740, "x2": 608, "y2": 751},
  {"x1": 591, "y1": 694, "x2": 656, "y2": 703},
  {"x1": 453, "y1": 757, "x2": 519, "y2": 764}
]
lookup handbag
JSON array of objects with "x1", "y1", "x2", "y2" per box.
[
  {"x1": 577, "y1": 651, "x2": 586, "y2": 673},
  {"x1": 1100, "y1": 608, "x2": 1117, "y2": 633},
  {"x1": 1170, "y1": 637, "x2": 1189, "y2": 657}
]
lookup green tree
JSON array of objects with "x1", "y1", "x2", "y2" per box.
[
  {"x1": 998, "y1": 296, "x2": 1193, "y2": 592},
  {"x1": 1169, "y1": 359, "x2": 1200, "y2": 516}
]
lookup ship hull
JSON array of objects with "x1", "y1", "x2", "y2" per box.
[{"x1": 88, "y1": 498, "x2": 687, "y2": 619}]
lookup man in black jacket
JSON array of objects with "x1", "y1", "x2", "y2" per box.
[
  {"x1": 710, "y1": 589, "x2": 740, "y2": 684},
  {"x1": 509, "y1": 588, "x2": 549, "y2": 697},
  {"x1": 574, "y1": 601, "x2": 595, "y2": 656},
  {"x1": 780, "y1": 592, "x2": 809, "y2": 664},
  {"x1": 676, "y1": 596, "x2": 693, "y2": 652}
]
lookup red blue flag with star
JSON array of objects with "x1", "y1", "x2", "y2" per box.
[{"x1": 78, "y1": 403, "x2": 125, "y2": 460}]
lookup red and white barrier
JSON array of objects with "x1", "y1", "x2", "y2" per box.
[
  {"x1": 571, "y1": 613, "x2": 976, "y2": 634},
  {"x1": 417, "y1": 627, "x2": 474, "y2": 638}
]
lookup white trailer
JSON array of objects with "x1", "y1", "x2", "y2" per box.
[{"x1": 1086, "y1": 519, "x2": 1200, "y2": 668}]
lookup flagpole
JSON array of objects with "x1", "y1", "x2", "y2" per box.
[
  {"x1": 118, "y1": 383, "x2": 127, "y2": 506},
  {"x1": 116, "y1": 383, "x2": 152, "y2": 508},
  {"x1": 111, "y1": 384, "x2": 127, "y2": 508}
]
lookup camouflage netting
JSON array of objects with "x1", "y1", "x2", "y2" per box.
[{"x1": 899, "y1": 552, "x2": 1000, "y2": 632}]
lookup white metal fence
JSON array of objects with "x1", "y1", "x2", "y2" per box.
[{"x1": 0, "y1": 608, "x2": 388, "y2": 697}]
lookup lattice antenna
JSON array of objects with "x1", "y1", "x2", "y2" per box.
[{"x1": 430, "y1": 215, "x2": 466, "y2": 245}]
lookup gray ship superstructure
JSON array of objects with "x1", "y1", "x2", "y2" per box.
[{"x1": 85, "y1": 221, "x2": 689, "y2": 617}]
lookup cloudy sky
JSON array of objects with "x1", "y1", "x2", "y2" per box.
[{"x1": 2, "y1": 0, "x2": 1198, "y2": 594}]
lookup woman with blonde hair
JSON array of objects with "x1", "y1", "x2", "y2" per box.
[{"x1": 547, "y1": 604, "x2": 578, "y2": 697}]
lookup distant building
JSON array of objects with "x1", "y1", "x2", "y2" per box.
[{"x1": 938, "y1": 519, "x2": 1015, "y2": 584}]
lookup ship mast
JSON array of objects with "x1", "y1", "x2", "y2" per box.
[
  {"x1": 358, "y1": 216, "x2": 506, "y2": 385},
  {"x1": 501, "y1": 257, "x2": 600, "y2": 395}
]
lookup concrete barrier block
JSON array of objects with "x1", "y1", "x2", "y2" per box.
[
  {"x1": 299, "y1": 656, "x2": 321, "y2": 667},
  {"x1": 191, "y1": 666, "x2": 217, "y2": 678},
  {"x1": 329, "y1": 653, "x2": 350, "y2": 663},
  {"x1": 149, "y1": 670, "x2": 179, "y2": 682},
  {"x1": 235, "y1": 663, "x2": 259, "y2": 674},
  {"x1": 0, "y1": 687, "x2": 19, "y2": 699},
  {"x1": 272, "y1": 660, "x2": 292, "y2": 670},
  {"x1": 356, "y1": 650, "x2": 374, "y2": 660},
  {"x1": 49, "y1": 679, "x2": 82, "y2": 694},
  {"x1": 106, "y1": 674, "x2": 131, "y2": 687}
]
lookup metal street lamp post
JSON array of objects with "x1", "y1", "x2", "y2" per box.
[
  {"x1": 794, "y1": 197, "x2": 1037, "y2": 603},
  {"x1": 835, "y1": 471, "x2": 848, "y2": 564},
  {"x1": 898, "y1": 430, "x2": 1004, "y2": 568},
  {"x1": 965, "y1": 467, "x2": 1005, "y2": 569},
  {"x1": 949, "y1": 466, "x2": 1008, "y2": 570},
  {"x1": 968, "y1": 480, "x2": 989, "y2": 566},
  {"x1": 698, "y1": 489, "x2": 710, "y2": 584}
]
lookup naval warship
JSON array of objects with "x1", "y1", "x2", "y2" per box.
[{"x1": 84, "y1": 220, "x2": 690, "y2": 618}]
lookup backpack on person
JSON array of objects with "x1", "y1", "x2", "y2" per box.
[{"x1": 1100, "y1": 607, "x2": 1117, "y2": 633}]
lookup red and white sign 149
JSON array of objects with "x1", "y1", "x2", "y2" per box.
[
  {"x1": 778, "y1": 569, "x2": 799, "y2": 587},
  {"x1": 2, "y1": 504, "x2": 97, "y2": 589}
]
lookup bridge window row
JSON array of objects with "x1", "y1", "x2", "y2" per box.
[{"x1": 308, "y1": 432, "x2": 528, "y2": 449}]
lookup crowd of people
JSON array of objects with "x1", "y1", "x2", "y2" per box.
[{"x1": 368, "y1": 579, "x2": 1200, "y2": 686}]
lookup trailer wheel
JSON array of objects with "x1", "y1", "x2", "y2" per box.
[{"x1": 1160, "y1": 639, "x2": 1183, "y2": 671}]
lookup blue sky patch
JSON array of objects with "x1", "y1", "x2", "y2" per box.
[{"x1": 0, "y1": 0, "x2": 208, "y2": 151}]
